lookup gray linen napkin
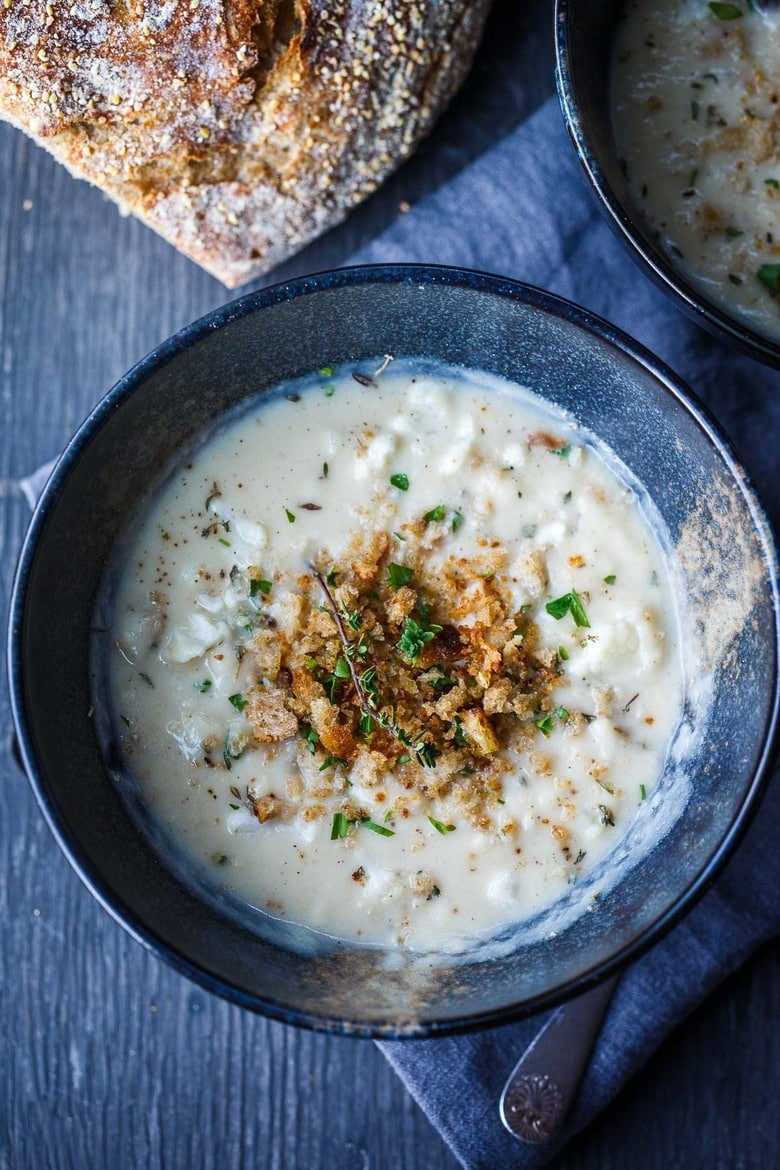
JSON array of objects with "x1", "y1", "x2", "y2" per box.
[
  {"x1": 19, "y1": 94, "x2": 779, "y2": 1170},
  {"x1": 346, "y1": 96, "x2": 780, "y2": 1169}
]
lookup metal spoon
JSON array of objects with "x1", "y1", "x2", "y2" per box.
[{"x1": 499, "y1": 975, "x2": 618, "y2": 1144}]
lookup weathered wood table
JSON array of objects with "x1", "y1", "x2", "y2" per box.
[{"x1": 1, "y1": 3, "x2": 778, "y2": 1166}]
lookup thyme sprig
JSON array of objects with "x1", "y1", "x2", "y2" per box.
[{"x1": 309, "y1": 563, "x2": 440, "y2": 768}]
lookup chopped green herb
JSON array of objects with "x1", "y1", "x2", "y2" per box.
[
  {"x1": 120, "y1": 714, "x2": 131, "y2": 727},
  {"x1": 397, "y1": 615, "x2": 442, "y2": 661},
  {"x1": 198, "y1": 679, "x2": 212, "y2": 693},
  {"x1": 708, "y1": 2, "x2": 743, "y2": 18},
  {"x1": 598, "y1": 804, "x2": 616, "y2": 827},
  {"x1": 333, "y1": 656, "x2": 351, "y2": 679},
  {"x1": 363, "y1": 819, "x2": 395, "y2": 837},
  {"x1": 339, "y1": 605, "x2": 362, "y2": 632},
  {"x1": 725, "y1": 226, "x2": 744, "y2": 238},
  {"x1": 535, "y1": 715, "x2": 555, "y2": 737},
  {"x1": 250, "y1": 577, "x2": 272, "y2": 598},
  {"x1": 397, "y1": 753, "x2": 411, "y2": 765},
  {"x1": 522, "y1": 523, "x2": 537, "y2": 538},
  {"x1": 359, "y1": 712, "x2": 374, "y2": 736},
  {"x1": 453, "y1": 719, "x2": 468, "y2": 748},
  {"x1": 393, "y1": 530, "x2": 407, "y2": 542},
  {"x1": 319, "y1": 754, "x2": 349, "y2": 772},
  {"x1": 563, "y1": 490, "x2": 572, "y2": 503},
  {"x1": 285, "y1": 508, "x2": 296, "y2": 523},
  {"x1": 451, "y1": 509, "x2": 464, "y2": 532},
  {"x1": 558, "y1": 645, "x2": 570, "y2": 662},
  {"x1": 429, "y1": 669, "x2": 455, "y2": 690},
  {"x1": 319, "y1": 365, "x2": 335, "y2": 377},
  {"x1": 574, "y1": 849, "x2": 587, "y2": 865},
  {"x1": 765, "y1": 178, "x2": 780, "y2": 189},
  {"x1": 218, "y1": 538, "x2": 231, "y2": 547},
  {"x1": 550, "y1": 444, "x2": 571, "y2": 458},
  {"x1": 415, "y1": 741, "x2": 441, "y2": 768},
  {"x1": 228, "y1": 803, "x2": 240, "y2": 811},
  {"x1": 228, "y1": 693, "x2": 247, "y2": 713},
  {"x1": 300, "y1": 726, "x2": 319, "y2": 755},
  {"x1": 324, "y1": 385, "x2": 335, "y2": 398},
  {"x1": 640, "y1": 784, "x2": 648, "y2": 800},
  {"x1": 758, "y1": 263, "x2": 780, "y2": 295},
  {"x1": 390, "y1": 473, "x2": 410, "y2": 491},
  {"x1": 360, "y1": 665, "x2": 379, "y2": 708},
  {"x1": 223, "y1": 732, "x2": 244, "y2": 770},
  {"x1": 545, "y1": 590, "x2": 591, "y2": 627},
  {"x1": 325, "y1": 567, "x2": 338, "y2": 586},
  {"x1": 387, "y1": 562, "x2": 414, "y2": 589},
  {"x1": 331, "y1": 812, "x2": 349, "y2": 840},
  {"x1": 555, "y1": 706, "x2": 569, "y2": 721},
  {"x1": 323, "y1": 462, "x2": 329, "y2": 478},
  {"x1": 650, "y1": 570, "x2": 659, "y2": 586},
  {"x1": 423, "y1": 504, "x2": 447, "y2": 523},
  {"x1": 428, "y1": 816, "x2": 456, "y2": 835},
  {"x1": 603, "y1": 574, "x2": 616, "y2": 585}
]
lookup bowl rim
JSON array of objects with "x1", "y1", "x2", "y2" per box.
[
  {"x1": 8, "y1": 261, "x2": 780, "y2": 1039},
  {"x1": 554, "y1": 0, "x2": 780, "y2": 371}
]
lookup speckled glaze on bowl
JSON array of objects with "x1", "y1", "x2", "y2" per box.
[
  {"x1": 8, "y1": 265, "x2": 780, "y2": 1038},
  {"x1": 555, "y1": 0, "x2": 780, "y2": 369}
]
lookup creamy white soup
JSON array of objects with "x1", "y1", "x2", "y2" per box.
[
  {"x1": 611, "y1": 0, "x2": 780, "y2": 343},
  {"x1": 103, "y1": 361, "x2": 684, "y2": 952}
]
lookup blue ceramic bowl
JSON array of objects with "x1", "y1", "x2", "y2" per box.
[
  {"x1": 555, "y1": 0, "x2": 780, "y2": 370},
  {"x1": 8, "y1": 265, "x2": 780, "y2": 1037}
]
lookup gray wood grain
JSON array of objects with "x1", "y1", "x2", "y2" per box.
[{"x1": 1, "y1": 3, "x2": 778, "y2": 1168}]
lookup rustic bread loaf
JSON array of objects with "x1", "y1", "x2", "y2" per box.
[{"x1": 0, "y1": 1, "x2": 490, "y2": 287}]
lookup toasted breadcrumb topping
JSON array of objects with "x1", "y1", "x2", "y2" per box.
[{"x1": 234, "y1": 521, "x2": 566, "y2": 833}]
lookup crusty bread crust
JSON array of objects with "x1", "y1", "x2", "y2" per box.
[{"x1": 0, "y1": 1, "x2": 491, "y2": 286}]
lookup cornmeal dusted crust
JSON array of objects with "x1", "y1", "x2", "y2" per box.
[{"x1": 0, "y1": 0, "x2": 491, "y2": 286}]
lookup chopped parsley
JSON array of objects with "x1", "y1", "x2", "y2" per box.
[
  {"x1": 765, "y1": 178, "x2": 780, "y2": 189},
  {"x1": 301, "y1": 725, "x2": 319, "y2": 754},
  {"x1": 428, "y1": 816, "x2": 456, "y2": 834},
  {"x1": 640, "y1": 784, "x2": 648, "y2": 800},
  {"x1": 535, "y1": 715, "x2": 555, "y2": 737},
  {"x1": 550, "y1": 444, "x2": 571, "y2": 458},
  {"x1": 423, "y1": 504, "x2": 447, "y2": 523},
  {"x1": 333, "y1": 656, "x2": 351, "y2": 679},
  {"x1": 558, "y1": 645, "x2": 570, "y2": 662},
  {"x1": 522, "y1": 523, "x2": 537, "y2": 539},
  {"x1": 198, "y1": 679, "x2": 212, "y2": 693},
  {"x1": 598, "y1": 804, "x2": 616, "y2": 827},
  {"x1": 250, "y1": 577, "x2": 272, "y2": 598},
  {"x1": 451, "y1": 509, "x2": 465, "y2": 532},
  {"x1": 758, "y1": 263, "x2": 780, "y2": 296},
  {"x1": 319, "y1": 754, "x2": 349, "y2": 772},
  {"x1": 545, "y1": 590, "x2": 591, "y2": 627},
  {"x1": 218, "y1": 538, "x2": 231, "y2": 547},
  {"x1": 390, "y1": 473, "x2": 410, "y2": 491},
  {"x1": 120, "y1": 714, "x2": 131, "y2": 727},
  {"x1": 603, "y1": 574, "x2": 616, "y2": 585},
  {"x1": 453, "y1": 719, "x2": 468, "y2": 747},
  {"x1": 318, "y1": 365, "x2": 335, "y2": 377},
  {"x1": 228, "y1": 693, "x2": 248, "y2": 712},
  {"x1": 387, "y1": 562, "x2": 414, "y2": 589},
  {"x1": 708, "y1": 2, "x2": 743, "y2": 17},
  {"x1": 285, "y1": 508, "x2": 296, "y2": 523},
  {"x1": 725, "y1": 226, "x2": 744, "y2": 239},
  {"x1": 574, "y1": 849, "x2": 587, "y2": 865},
  {"x1": 555, "y1": 706, "x2": 569, "y2": 721}
]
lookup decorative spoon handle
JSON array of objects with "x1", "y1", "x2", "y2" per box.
[{"x1": 499, "y1": 975, "x2": 619, "y2": 1144}]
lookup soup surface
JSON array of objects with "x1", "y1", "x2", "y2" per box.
[
  {"x1": 104, "y1": 361, "x2": 683, "y2": 951},
  {"x1": 611, "y1": 0, "x2": 780, "y2": 343}
]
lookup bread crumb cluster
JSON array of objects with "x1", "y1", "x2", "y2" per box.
[{"x1": 237, "y1": 523, "x2": 564, "y2": 835}]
